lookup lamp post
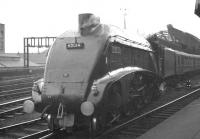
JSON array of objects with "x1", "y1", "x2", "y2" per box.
[{"x1": 120, "y1": 8, "x2": 127, "y2": 29}]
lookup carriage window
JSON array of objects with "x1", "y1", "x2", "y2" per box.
[
  {"x1": 178, "y1": 56, "x2": 180, "y2": 65},
  {"x1": 181, "y1": 56, "x2": 184, "y2": 65},
  {"x1": 111, "y1": 46, "x2": 121, "y2": 54}
]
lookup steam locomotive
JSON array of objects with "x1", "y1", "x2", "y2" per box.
[{"x1": 23, "y1": 13, "x2": 200, "y2": 134}]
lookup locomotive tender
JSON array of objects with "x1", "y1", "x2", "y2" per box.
[{"x1": 24, "y1": 13, "x2": 200, "y2": 133}]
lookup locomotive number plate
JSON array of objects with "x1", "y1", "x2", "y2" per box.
[{"x1": 66, "y1": 43, "x2": 84, "y2": 49}]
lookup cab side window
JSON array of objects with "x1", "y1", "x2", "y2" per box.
[
  {"x1": 109, "y1": 44, "x2": 122, "y2": 70},
  {"x1": 122, "y1": 47, "x2": 132, "y2": 66}
]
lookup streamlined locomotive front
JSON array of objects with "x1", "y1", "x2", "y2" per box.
[{"x1": 43, "y1": 35, "x2": 107, "y2": 128}]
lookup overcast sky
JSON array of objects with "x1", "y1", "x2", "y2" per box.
[{"x1": 0, "y1": 0, "x2": 199, "y2": 53}]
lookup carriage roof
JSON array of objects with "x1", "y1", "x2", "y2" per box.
[{"x1": 165, "y1": 47, "x2": 200, "y2": 58}]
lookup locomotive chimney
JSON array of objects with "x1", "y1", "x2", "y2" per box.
[{"x1": 78, "y1": 13, "x2": 100, "y2": 36}]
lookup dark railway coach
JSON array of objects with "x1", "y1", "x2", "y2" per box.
[
  {"x1": 148, "y1": 36, "x2": 200, "y2": 87},
  {"x1": 23, "y1": 13, "x2": 200, "y2": 135}
]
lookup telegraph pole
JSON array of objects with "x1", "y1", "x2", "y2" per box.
[{"x1": 120, "y1": 8, "x2": 127, "y2": 29}]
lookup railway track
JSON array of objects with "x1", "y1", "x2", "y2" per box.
[
  {"x1": 0, "y1": 83, "x2": 34, "y2": 101},
  {"x1": 0, "y1": 74, "x2": 42, "y2": 124},
  {"x1": 0, "y1": 75, "x2": 198, "y2": 139},
  {"x1": 0, "y1": 72, "x2": 46, "y2": 138},
  {"x1": 0, "y1": 118, "x2": 50, "y2": 139},
  {"x1": 97, "y1": 87, "x2": 200, "y2": 139},
  {"x1": 1, "y1": 74, "x2": 39, "y2": 80},
  {"x1": 0, "y1": 74, "x2": 42, "y2": 86},
  {"x1": 0, "y1": 81, "x2": 33, "y2": 91},
  {"x1": 0, "y1": 97, "x2": 31, "y2": 121},
  {"x1": 0, "y1": 74, "x2": 42, "y2": 103},
  {"x1": 0, "y1": 87, "x2": 32, "y2": 101},
  {"x1": 0, "y1": 74, "x2": 42, "y2": 121}
]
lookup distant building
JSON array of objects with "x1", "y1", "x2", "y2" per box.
[{"x1": 0, "y1": 24, "x2": 5, "y2": 53}]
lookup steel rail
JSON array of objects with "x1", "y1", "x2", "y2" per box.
[
  {"x1": 0, "y1": 75, "x2": 42, "y2": 84},
  {"x1": 0, "y1": 97, "x2": 31, "y2": 119},
  {"x1": 0, "y1": 97, "x2": 31, "y2": 107},
  {"x1": 0, "y1": 82, "x2": 33, "y2": 88},
  {"x1": 0, "y1": 87, "x2": 32, "y2": 95},
  {"x1": 18, "y1": 129, "x2": 51, "y2": 139},
  {"x1": 0, "y1": 106, "x2": 23, "y2": 116},
  {"x1": 0, "y1": 118, "x2": 42, "y2": 132},
  {"x1": 0, "y1": 90, "x2": 31, "y2": 99}
]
